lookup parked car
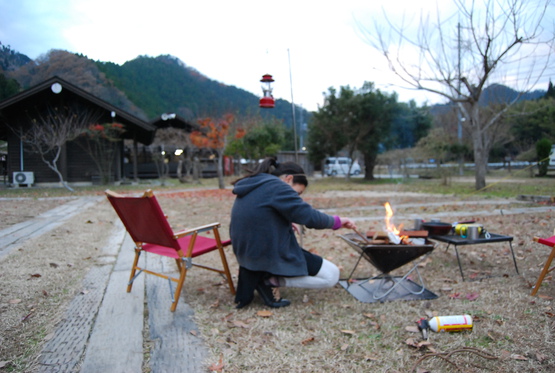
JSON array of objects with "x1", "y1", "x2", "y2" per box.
[
  {"x1": 549, "y1": 145, "x2": 555, "y2": 169},
  {"x1": 324, "y1": 157, "x2": 361, "y2": 176}
]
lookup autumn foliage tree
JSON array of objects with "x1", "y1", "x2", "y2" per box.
[{"x1": 190, "y1": 114, "x2": 245, "y2": 189}]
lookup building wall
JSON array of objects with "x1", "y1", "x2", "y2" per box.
[
  {"x1": 7, "y1": 132, "x2": 61, "y2": 182},
  {"x1": 277, "y1": 151, "x2": 313, "y2": 176},
  {"x1": 65, "y1": 138, "x2": 122, "y2": 182},
  {"x1": 7, "y1": 132, "x2": 123, "y2": 184}
]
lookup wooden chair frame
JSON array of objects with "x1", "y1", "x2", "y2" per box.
[
  {"x1": 531, "y1": 234, "x2": 555, "y2": 296},
  {"x1": 106, "y1": 189, "x2": 236, "y2": 311}
]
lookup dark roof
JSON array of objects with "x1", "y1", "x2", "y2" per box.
[
  {"x1": 0, "y1": 76, "x2": 156, "y2": 144},
  {"x1": 150, "y1": 113, "x2": 198, "y2": 132}
]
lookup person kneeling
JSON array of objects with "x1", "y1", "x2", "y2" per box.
[{"x1": 230, "y1": 157, "x2": 355, "y2": 308}]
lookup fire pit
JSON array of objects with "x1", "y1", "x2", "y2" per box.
[
  {"x1": 343, "y1": 233, "x2": 435, "y2": 273},
  {"x1": 339, "y1": 233, "x2": 438, "y2": 303}
]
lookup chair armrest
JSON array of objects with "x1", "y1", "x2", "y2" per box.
[
  {"x1": 105, "y1": 189, "x2": 125, "y2": 198},
  {"x1": 174, "y1": 222, "x2": 221, "y2": 239},
  {"x1": 534, "y1": 236, "x2": 555, "y2": 247},
  {"x1": 105, "y1": 189, "x2": 153, "y2": 198}
]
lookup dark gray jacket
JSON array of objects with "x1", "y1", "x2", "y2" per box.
[{"x1": 230, "y1": 173, "x2": 334, "y2": 276}]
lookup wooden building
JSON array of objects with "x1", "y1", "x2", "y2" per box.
[
  {"x1": 0, "y1": 76, "x2": 156, "y2": 185},
  {"x1": 123, "y1": 113, "x2": 198, "y2": 179}
]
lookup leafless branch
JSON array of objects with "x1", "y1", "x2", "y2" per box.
[
  {"x1": 8, "y1": 103, "x2": 104, "y2": 190},
  {"x1": 358, "y1": 0, "x2": 554, "y2": 189}
]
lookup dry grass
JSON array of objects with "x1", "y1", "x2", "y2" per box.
[
  {"x1": 1, "y1": 198, "x2": 73, "y2": 227},
  {"x1": 155, "y1": 187, "x2": 555, "y2": 373},
  {"x1": 0, "y1": 179, "x2": 554, "y2": 372},
  {"x1": 0, "y1": 202, "x2": 116, "y2": 371}
]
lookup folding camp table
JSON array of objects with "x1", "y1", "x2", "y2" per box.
[{"x1": 430, "y1": 233, "x2": 518, "y2": 281}]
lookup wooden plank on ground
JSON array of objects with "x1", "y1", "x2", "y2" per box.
[
  {"x1": 36, "y1": 264, "x2": 113, "y2": 373},
  {"x1": 80, "y1": 234, "x2": 145, "y2": 373},
  {"x1": 147, "y1": 255, "x2": 208, "y2": 373}
]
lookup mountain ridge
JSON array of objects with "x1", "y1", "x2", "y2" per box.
[{"x1": 0, "y1": 44, "x2": 547, "y2": 126}]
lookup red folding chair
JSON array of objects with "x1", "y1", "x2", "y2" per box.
[
  {"x1": 106, "y1": 189, "x2": 236, "y2": 311},
  {"x1": 531, "y1": 234, "x2": 555, "y2": 296}
]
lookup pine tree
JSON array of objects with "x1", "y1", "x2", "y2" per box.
[{"x1": 544, "y1": 80, "x2": 555, "y2": 99}]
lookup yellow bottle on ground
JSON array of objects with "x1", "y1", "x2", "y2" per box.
[{"x1": 429, "y1": 315, "x2": 473, "y2": 332}]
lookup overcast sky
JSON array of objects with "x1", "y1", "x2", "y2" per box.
[{"x1": 1, "y1": 0, "x2": 553, "y2": 112}]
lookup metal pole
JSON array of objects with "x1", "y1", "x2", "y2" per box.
[
  {"x1": 299, "y1": 104, "x2": 304, "y2": 149},
  {"x1": 20, "y1": 139, "x2": 24, "y2": 171},
  {"x1": 288, "y1": 48, "x2": 299, "y2": 164},
  {"x1": 457, "y1": 22, "x2": 463, "y2": 176}
]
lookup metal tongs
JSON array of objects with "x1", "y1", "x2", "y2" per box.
[{"x1": 353, "y1": 228, "x2": 371, "y2": 244}]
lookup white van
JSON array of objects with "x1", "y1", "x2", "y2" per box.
[
  {"x1": 549, "y1": 145, "x2": 555, "y2": 167},
  {"x1": 324, "y1": 157, "x2": 361, "y2": 176}
]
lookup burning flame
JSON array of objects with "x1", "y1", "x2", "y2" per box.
[
  {"x1": 384, "y1": 202, "x2": 409, "y2": 245},
  {"x1": 384, "y1": 202, "x2": 402, "y2": 235}
]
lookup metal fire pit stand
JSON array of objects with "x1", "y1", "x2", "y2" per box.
[{"x1": 339, "y1": 234, "x2": 438, "y2": 303}]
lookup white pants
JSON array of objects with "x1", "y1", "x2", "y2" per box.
[{"x1": 282, "y1": 259, "x2": 340, "y2": 289}]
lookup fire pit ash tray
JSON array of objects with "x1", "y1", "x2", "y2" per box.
[{"x1": 339, "y1": 233, "x2": 438, "y2": 303}]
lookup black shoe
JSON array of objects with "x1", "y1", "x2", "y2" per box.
[
  {"x1": 255, "y1": 282, "x2": 291, "y2": 308},
  {"x1": 235, "y1": 297, "x2": 253, "y2": 309}
]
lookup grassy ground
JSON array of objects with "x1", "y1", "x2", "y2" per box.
[
  {"x1": 160, "y1": 181, "x2": 554, "y2": 372},
  {"x1": 311, "y1": 169, "x2": 555, "y2": 198},
  {"x1": 0, "y1": 172, "x2": 554, "y2": 372},
  {"x1": 0, "y1": 177, "x2": 222, "y2": 198},
  {"x1": 2, "y1": 168, "x2": 553, "y2": 198}
]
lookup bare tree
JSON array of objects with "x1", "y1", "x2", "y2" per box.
[
  {"x1": 360, "y1": 0, "x2": 554, "y2": 189},
  {"x1": 13, "y1": 104, "x2": 102, "y2": 191},
  {"x1": 151, "y1": 127, "x2": 199, "y2": 183},
  {"x1": 78, "y1": 123, "x2": 125, "y2": 185}
]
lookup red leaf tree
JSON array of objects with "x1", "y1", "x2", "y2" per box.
[{"x1": 190, "y1": 114, "x2": 244, "y2": 189}]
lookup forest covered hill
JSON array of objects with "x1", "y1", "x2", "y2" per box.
[
  {"x1": 96, "y1": 54, "x2": 304, "y2": 127},
  {"x1": 0, "y1": 44, "x2": 307, "y2": 128},
  {"x1": 0, "y1": 43, "x2": 547, "y2": 128}
]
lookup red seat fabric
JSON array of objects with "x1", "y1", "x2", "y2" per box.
[
  {"x1": 531, "y1": 235, "x2": 555, "y2": 296},
  {"x1": 142, "y1": 237, "x2": 232, "y2": 259}
]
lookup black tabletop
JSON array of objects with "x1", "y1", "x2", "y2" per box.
[{"x1": 429, "y1": 233, "x2": 513, "y2": 245}]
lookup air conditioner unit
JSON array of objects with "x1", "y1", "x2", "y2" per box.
[{"x1": 13, "y1": 171, "x2": 34, "y2": 186}]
